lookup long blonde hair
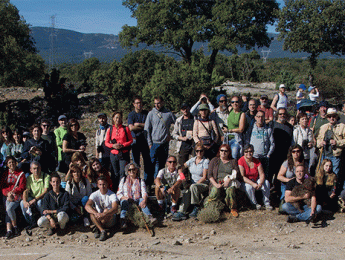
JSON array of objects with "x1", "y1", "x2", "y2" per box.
[{"x1": 315, "y1": 159, "x2": 333, "y2": 185}]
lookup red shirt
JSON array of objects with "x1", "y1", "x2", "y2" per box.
[
  {"x1": 105, "y1": 124, "x2": 133, "y2": 155},
  {"x1": 257, "y1": 105, "x2": 274, "y2": 121},
  {"x1": 238, "y1": 156, "x2": 261, "y2": 182},
  {"x1": 1, "y1": 169, "x2": 26, "y2": 200}
]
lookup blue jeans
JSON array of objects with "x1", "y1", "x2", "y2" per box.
[
  {"x1": 150, "y1": 142, "x2": 169, "y2": 179},
  {"x1": 120, "y1": 198, "x2": 151, "y2": 219},
  {"x1": 228, "y1": 138, "x2": 241, "y2": 160},
  {"x1": 110, "y1": 152, "x2": 130, "y2": 191},
  {"x1": 282, "y1": 202, "x2": 322, "y2": 221},
  {"x1": 3, "y1": 197, "x2": 20, "y2": 224},
  {"x1": 20, "y1": 197, "x2": 44, "y2": 226}
]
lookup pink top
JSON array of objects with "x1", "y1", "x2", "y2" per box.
[{"x1": 105, "y1": 124, "x2": 133, "y2": 155}]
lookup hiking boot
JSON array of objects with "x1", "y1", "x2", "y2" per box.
[
  {"x1": 94, "y1": 228, "x2": 100, "y2": 238},
  {"x1": 287, "y1": 215, "x2": 298, "y2": 223},
  {"x1": 5, "y1": 231, "x2": 13, "y2": 239},
  {"x1": 172, "y1": 212, "x2": 187, "y2": 221},
  {"x1": 99, "y1": 230, "x2": 107, "y2": 241},
  {"x1": 255, "y1": 204, "x2": 262, "y2": 210},
  {"x1": 47, "y1": 228, "x2": 54, "y2": 236},
  {"x1": 189, "y1": 206, "x2": 199, "y2": 218},
  {"x1": 83, "y1": 217, "x2": 90, "y2": 227},
  {"x1": 171, "y1": 205, "x2": 178, "y2": 214},
  {"x1": 13, "y1": 227, "x2": 20, "y2": 237},
  {"x1": 148, "y1": 215, "x2": 158, "y2": 226},
  {"x1": 231, "y1": 209, "x2": 239, "y2": 218},
  {"x1": 265, "y1": 204, "x2": 273, "y2": 211}
]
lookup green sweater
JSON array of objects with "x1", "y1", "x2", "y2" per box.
[{"x1": 54, "y1": 126, "x2": 68, "y2": 162}]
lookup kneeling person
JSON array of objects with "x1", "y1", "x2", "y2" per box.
[
  {"x1": 37, "y1": 173, "x2": 70, "y2": 236},
  {"x1": 85, "y1": 176, "x2": 118, "y2": 241}
]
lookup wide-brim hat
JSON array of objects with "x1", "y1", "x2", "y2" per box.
[
  {"x1": 326, "y1": 108, "x2": 339, "y2": 117},
  {"x1": 199, "y1": 104, "x2": 209, "y2": 111}
]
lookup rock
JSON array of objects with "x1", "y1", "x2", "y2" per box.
[
  {"x1": 288, "y1": 244, "x2": 301, "y2": 249},
  {"x1": 202, "y1": 235, "x2": 209, "y2": 240},
  {"x1": 26, "y1": 237, "x2": 32, "y2": 242},
  {"x1": 337, "y1": 230, "x2": 343, "y2": 234},
  {"x1": 210, "y1": 230, "x2": 216, "y2": 235},
  {"x1": 80, "y1": 234, "x2": 88, "y2": 240},
  {"x1": 151, "y1": 241, "x2": 161, "y2": 246},
  {"x1": 173, "y1": 240, "x2": 182, "y2": 246},
  {"x1": 59, "y1": 241, "x2": 65, "y2": 244},
  {"x1": 100, "y1": 255, "x2": 106, "y2": 259},
  {"x1": 184, "y1": 238, "x2": 192, "y2": 244}
]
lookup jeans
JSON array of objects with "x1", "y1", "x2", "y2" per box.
[
  {"x1": 110, "y1": 152, "x2": 130, "y2": 191},
  {"x1": 132, "y1": 136, "x2": 153, "y2": 186},
  {"x1": 228, "y1": 138, "x2": 241, "y2": 160},
  {"x1": 37, "y1": 211, "x2": 69, "y2": 229},
  {"x1": 20, "y1": 197, "x2": 44, "y2": 226},
  {"x1": 150, "y1": 142, "x2": 169, "y2": 179},
  {"x1": 120, "y1": 198, "x2": 151, "y2": 219},
  {"x1": 3, "y1": 197, "x2": 20, "y2": 223},
  {"x1": 240, "y1": 179, "x2": 271, "y2": 206},
  {"x1": 282, "y1": 202, "x2": 322, "y2": 221}
]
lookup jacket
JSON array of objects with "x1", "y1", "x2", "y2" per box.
[
  {"x1": 42, "y1": 189, "x2": 70, "y2": 215},
  {"x1": 317, "y1": 122, "x2": 345, "y2": 157}
]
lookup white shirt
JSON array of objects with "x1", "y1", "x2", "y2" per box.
[{"x1": 89, "y1": 189, "x2": 118, "y2": 213}]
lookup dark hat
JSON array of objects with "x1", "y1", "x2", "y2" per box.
[
  {"x1": 23, "y1": 131, "x2": 30, "y2": 137},
  {"x1": 58, "y1": 115, "x2": 67, "y2": 121},
  {"x1": 319, "y1": 101, "x2": 329, "y2": 108},
  {"x1": 180, "y1": 103, "x2": 190, "y2": 109},
  {"x1": 97, "y1": 113, "x2": 107, "y2": 118},
  {"x1": 260, "y1": 95, "x2": 268, "y2": 99}
]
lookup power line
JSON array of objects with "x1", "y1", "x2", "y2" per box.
[
  {"x1": 261, "y1": 49, "x2": 271, "y2": 63},
  {"x1": 49, "y1": 15, "x2": 58, "y2": 71}
]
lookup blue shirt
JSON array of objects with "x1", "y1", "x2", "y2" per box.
[
  {"x1": 186, "y1": 157, "x2": 209, "y2": 183},
  {"x1": 128, "y1": 110, "x2": 148, "y2": 138}
]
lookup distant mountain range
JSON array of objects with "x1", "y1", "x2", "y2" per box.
[{"x1": 30, "y1": 27, "x2": 343, "y2": 64}]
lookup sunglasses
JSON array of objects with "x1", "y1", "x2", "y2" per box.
[
  {"x1": 244, "y1": 150, "x2": 253, "y2": 153},
  {"x1": 278, "y1": 113, "x2": 286, "y2": 116},
  {"x1": 71, "y1": 124, "x2": 78, "y2": 127},
  {"x1": 41, "y1": 125, "x2": 49, "y2": 127},
  {"x1": 168, "y1": 161, "x2": 177, "y2": 163},
  {"x1": 195, "y1": 150, "x2": 204, "y2": 153},
  {"x1": 231, "y1": 101, "x2": 239, "y2": 104},
  {"x1": 128, "y1": 168, "x2": 136, "y2": 172},
  {"x1": 292, "y1": 150, "x2": 301, "y2": 154},
  {"x1": 220, "y1": 149, "x2": 228, "y2": 152},
  {"x1": 219, "y1": 100, "x2": 227, "y2": 103}
]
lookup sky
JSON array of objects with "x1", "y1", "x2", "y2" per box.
[{"x1": 10, "y1": 0, "x2": 285, "y2": 35}]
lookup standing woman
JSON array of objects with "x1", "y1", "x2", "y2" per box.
[
  {"x1": 193, "y1": 104, "x2": 219, "y2": 159},
  {"x1": 11, "y1": 128, "x2": 24, "y2": 163},
  {"x1": 0, "y1": 127, "x2": 14, "y2": 166},
  {"x1": 105, "y1": 112, "x2": 133, "y2": 190},
  {"x1": 1, "y1": 156, "x2": 26, "y2": 238},
  {"x1": 208, "y1": 144, "x2": 241, "y2": 217},
  {"x1": 62, "y1": 118, "x2": 87, "y2": 170},
  {"x1": 225, "y1": 96, "x2": 246, "y2": 159}
]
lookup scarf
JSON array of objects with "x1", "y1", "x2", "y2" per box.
[{"x1": 125, "y1": 176, "x2": 141, "y2": 200}]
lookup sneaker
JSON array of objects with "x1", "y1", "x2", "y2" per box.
[
  {"x1": 47, "y1": 228, "x2": 54, "y2": 236},
  {"x1": 231, "y1": 209, "x2": 239, "y2": 218},
  {"x1": 99, "y1": 230, "x2": 107, "y2": 241},
  {"x1": 265, "y1": 204, "x2": 273, "y2": 211},
  {"x1": 172, "y1": 212, "x2": 187, "y2": 221},
  {"x1": 255, "y1": 204, "x2": 262, "y2": 210},
  {"x1": 287, "y1": 215, "x2": 298, "y2": 223},
  {"x1": 94, "y1": 228, "x2": 100, "y2": 239},
  {"x1": 121, "y1": 219, "x2": 128, "y2": 229},
  {"x1": 83, "y1": 217, "x2": 90, "y2": 227},
  {"x1": 5, "y1": 231, "x2": 13, "y2": 239},
  {"x1": 148, "y1": 215, "x2": 158, "y2": 226},
  {"x1": 171, "y1": 205, "x2": 178, "y2": 214},
  {"x1": 189, "y1": 206, "x2": 199, "y2": 218},
  {"x1": 13, "y1": 227, "x2": 20, "y2": 237}
]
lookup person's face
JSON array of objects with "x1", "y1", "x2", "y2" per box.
[
  {"x1": 248, "y1": 101, "x2": 256, "y2": 112},
  {"x1": 291, "y1": 148, "x2": 302, "y2": 159},
  {"x1": 23, "y1": 136, "x2": 28, "y2": 142},
  {"x1": 278, "y1": 109, "x2": 287, "y2": 122},
  {"x1": 255, "y1": 112, "x2": 265, "y2": 126},
  {"x1": 219, "y1": 147, "x2": 230, "y2": 159},
  {"x1": 2, "y1": 131, "x2": 8, "y2": 140},
  {"x1": 30, "y1": 164, "x2": 41, "y2": 177},
  {"x1": 72, "y1": 170, "x2": 81, "y2": 182},
  {"x1": 280, "y1": 87, "x2": 285, "y2": 93},
  {"x1": 59, "y1": 119, "x2": 67, "y2": 127},
  {"x1": 113, "y1": 113, "x2": 122, "y2": 126},
  {"x1": 319, "y1": 106, "x2": 327, "y2": 115},
  {"x1": 32, "y1": 127, "x2": 41, "y2": 139},
  {"x1": 289, "y1": 117, "x2": 296, "y2": 126},
  {"x1": 92, "y1": 161, "x2": 102, "y2": 172},
  {"x1": 219, "y1": 97, "x2": 227, "y2": 109},
  {"x1": 70, "y1": 122, "x2": 79, "y2": 132},
  {"x1": 133, "y1": 99, "x2": 143, "y2": 111},
  {"x1": 98, "y1": 180, "x2": 108, "y2": 194},
  {"x1": 195, "y1": 148, "x2": 205, "y2": 159},
  {"x1": 244, "y1": 148, "x2": 254, "y2": 159},
  {"x1": 327, "y1": 114, "x2": 338, "y2": 125},
  {"x1": 260, "y1": 97, "x2": 268, "y2": 105},
  {"x1": 199, "y1": 109, "x2": 209, "y2": 118},
  {"x1": 299, "y1": 88, "x2": 304, "y2": 92},
  {"x1": 98, "y1": 116, "x2": 107, "y2": 126},
  {"x1": 299, "y1": 116, "x2": 308, "y2": 127},
  {"x1": 324, "y1": 162, "x2": 332, "y2": 173},
  {"x1": 50, "y1": 177, "x2": 61, "y2": 191},
  {"x1": 41, "y1": 123, "x2": 50, "y2": 132},
  {"x1": 181, "y1": 106, "x2": 190, "y2": 116},
  {"x1": 154, "y1": 99, "x2": 163, "y2": 110},
  {"x1": 75, "y1": 159, "x2": 83, "y2": 167},
  {"x1": 166, "y1": 157, "x2": 177, "y2": 171},
  {"x1": 231, "y1": 97, "x2": 240, "y2": 110},
  {"x1": 13, "y1": 132, "x2": 20, "y2": 143},
  {"x1": 7, "y1": 159, "x2": 17, "y2": 171},
  {"x1": 295, "y1": 166, "x2": 305, "y2": 181},
  {"x1": 127, "y1": 165, "x2": 138, "y2": 178}
]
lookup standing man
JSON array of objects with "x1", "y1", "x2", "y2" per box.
[
  {"x1": 257, "y1": 95, "x2": 274, "y2": 124},
  {"x1": 310, "y1": 101, "x2": 329, "y2": 138},
  {"x1": 172, "y1": 103, "x2": 194, "y2": 166},
  {"x1": 210, "y1": 94, "x2": 229, "y2": 143},
  {"x1": 144, "y1": 96, "x2": 176, "y2": 178},
  {"x1": 54, "y1": 115, "x2": 68, "y2": 172},
  {"x1": 95, "y1": 113, "x2": 111, "y2": 170},
  {"x1": 271, "y1": 84, "x2": 288, "y2": 112},
  {"x1": 128, "y1": 96, "x2": 152, "y2": 186},
  {"x1": 245, "y1": 99, "x2": 258, "y2": 128},
  {"x1": 41, "y1": 118, "x2": 57, "y2": 173}
]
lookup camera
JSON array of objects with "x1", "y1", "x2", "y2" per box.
[
  {"x1": 201, "y1": 97, "x2": 207, "y2": 103},
  {"x1": 302, "y1": 140, "x2": 309, "y2": 150},
  {"x1": 110, "y1": 139, "x2": 117, "y2": 144}
]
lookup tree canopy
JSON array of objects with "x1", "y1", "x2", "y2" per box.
[
  {"x1": 0, "y1": 0, "x2": 44, "y2": 87},
  {"x1": 277, "y1": 0, "x2": 345, "y2": 70},
  {"x1": 120, "y1": 0, "x2": 279, "y2": 73}
]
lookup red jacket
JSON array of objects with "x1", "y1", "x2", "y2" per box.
[
  {"x1": 105, "y1": 124, "x2": 133, "y2": 155},
  {"x1": 1, "y1": 169, "x2": 26, "y2": 200}
]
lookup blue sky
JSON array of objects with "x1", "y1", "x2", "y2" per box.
[{"x1": 11, "y1": 0, "x2": 285, "y2": 35}]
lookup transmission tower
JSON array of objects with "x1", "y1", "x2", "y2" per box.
[
  {"x1": 261, "y1": 49, "x2": 271, "y2": 63},
  {"x1": 49, "y1": 15, "x2": 58, "y2": 70},
  {"x1": 83, "y1": 51, "x2": 94, "y2": 59}
]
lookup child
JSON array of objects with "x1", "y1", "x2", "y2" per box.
[{"x1": 315, "y1": 159, "x2": 337, "y2": 211}]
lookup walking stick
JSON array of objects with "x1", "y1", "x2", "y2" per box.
[
  {"x1": 135, "y1": 204, "x2": 153, "y2": 237},
  {"x1": 316, "y1": 146, "x2": 324, "y2": 174}
]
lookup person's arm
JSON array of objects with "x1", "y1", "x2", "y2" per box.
[
  {"x1": 277, "y1": 164, "x2": 291, "y2": 183},
  {"x1": 62, "y1": 140, "x2": 80, "y2": 154},
  {"x1": 285, "y1": 189, "x2": 310, "y2": 203},
  {"x1": 85, "y1": 199, "x2": 98, "y2": 215},
  {"x1": 257, "y1": 164, "x2": 265, "y2": 188},
  {"x1": 128, "y1": 112, "x2": 144, "y2": 132},
  {"x1": 102, "y1": 201, "x2": 118, "y2": 218},
  {"x1": 35, "y1": 188, "x2": 49, "y2": 201},
  {"x1": 230, "y1": 113, "x2": 246, "y2": 133},
  {"x1": 190, "y1": 101, "x2": 201, "y2": 117},
  {"x1": 310, "y1": 195, "x2": 317, "y2": 215},
  {"x1": 192, "y1": 120, "x2": 200, "y2": 144},
  {"x1": 144, "y1": 112, "x2": 153, "y2": 148},
  {"x1": 121, "y1": 127, "x2": 133, "y2": 148},
  {"x1": 116, "y1": 177, "x2": 125, "y2": 201},
  {"x1": 104, "y1": 128, "x2": 113, "y2": 149},
  {"x1": 316, "y1": 125, "x2": 327, "y2": 148},
  {"x1": 139, "y1": 179, "x2": 148, "y2": 208},
  {"x1": 270, "y1": 95, "x2": 278, "y2": 111},
  {"x1": 13, "y1": 172, "x2": 26, "y2": 195},
  {"x1": 197, "y1": 166, "x2": 208, "y2": 184},
  {"x1": 267, "y1": 128, "x2": 275, "y2": 157},
  {"x1": 56, "y1": 192, "x2": 70, "y2": 213}
]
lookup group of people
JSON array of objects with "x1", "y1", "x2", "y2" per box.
[{"x1": 1, "y1": 86, "x2": 345, "y2": 241}]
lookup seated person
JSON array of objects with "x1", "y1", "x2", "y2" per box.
[
  {"x1": 154, "y1": 155, "x2": 185, "y2": 214},
  {"x1": 172, "y1": 144, "x2": 209, "y2": 221},
  {"x1": 238, "y1": 144, "x2": 272, "y2": 210},
  {"x1": 37, "y1": 173, "x2": 70, "y2": 236},
  {"x1": 85, "y1": 176, "x2": 118, "y2": 241},
  {"x1": 65, "y1": 164, "x2": 92, "y2": 226},
  {"x1": 65, "y1": 152, "x2": 88, "y2": 181},
  {"x1": 208, "y1": 144, "x2": 241, "y2": 217},
  {"x1": 117, "y1": 163, "x2": 157, "y2": 229},
  {"x1": 20, "y1": 162, "x2": 50, "y2": 233},
  {"x1": 1, "y1": 156, "x2": 26, "y2": 238},
  {"x1": 281, "y1": 164, "x2": 322, "y2": 223}
]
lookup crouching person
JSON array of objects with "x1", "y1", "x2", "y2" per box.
[
  {"x1": 37, "y1": 173, "x2": 70, "y2": 236},
  {"x1": 155, "y1": 156, "x2": 184, "y2": 214},
  {"x1": 117, "y1": 163, "x2": 157, "y2": 229},
  {"x1": 282, "y1": 164, "x2": 321, "y2": 223},
  {"x1": 85, "y1": 176, "x2": 118, "y2": 241}
]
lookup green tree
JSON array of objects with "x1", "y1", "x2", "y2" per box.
[
  {"x1": 120, "y1": 0, "x2": 278, "y2": 74},
  {"x1": 0, "y1": 0, "x2": 45, "y2": 87},
  {"x1": 277, "y1": 0, "x2": 345, "y2": 71}
]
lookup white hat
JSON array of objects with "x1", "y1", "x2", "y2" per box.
[
  {"x1": 326, "y1": 108, "x2": 338, "y2": 117},
  {"x1": 279, "y1": 84, "x2": 285, "y2": 89}
]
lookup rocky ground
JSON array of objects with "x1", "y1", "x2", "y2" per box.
[{"x1": 0, "y1": 85, "x2": 344, "y2": 259}]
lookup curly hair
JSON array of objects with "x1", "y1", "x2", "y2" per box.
[{"x1": 287, "y1": 144, "x2": 305, "y2": 171}]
